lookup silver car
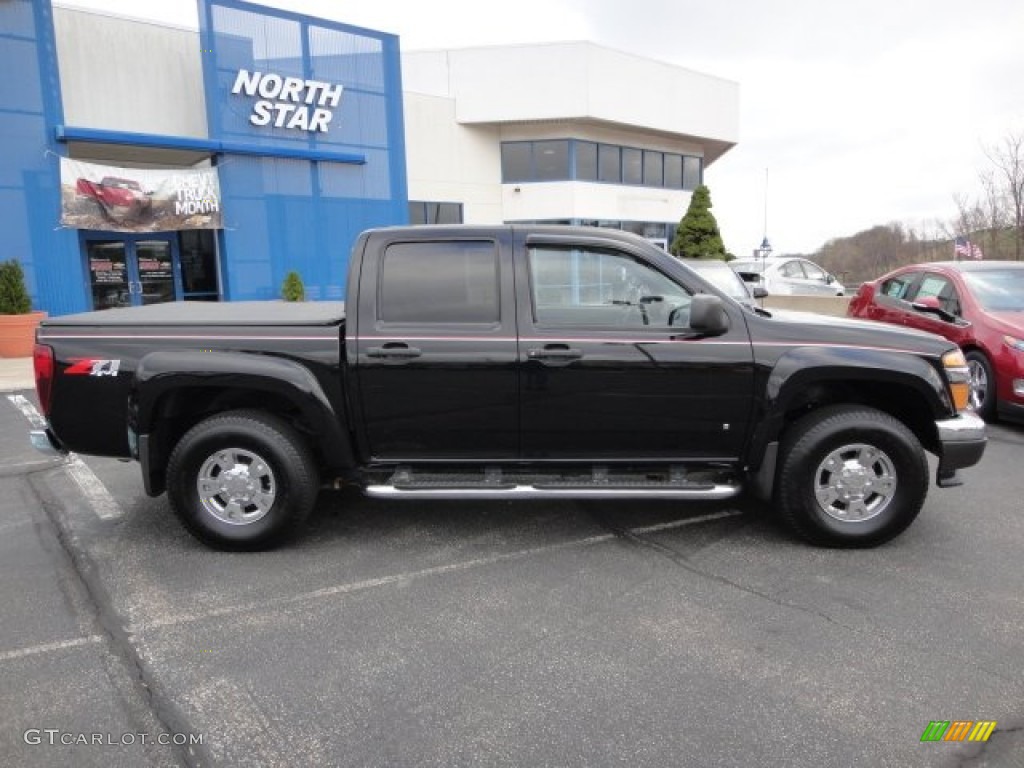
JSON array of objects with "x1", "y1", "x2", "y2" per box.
[
  {"x1": 681, "y1": 258, "x2": 766, "y2": 308},
  {"x1": 730, "y1": 257, "x2": 845, "y2": 296}
]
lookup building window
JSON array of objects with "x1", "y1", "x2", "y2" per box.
[
  {"x1": 683, "y1": 156, "x2": 702, "y2": 190},
  {"x1": 643, "y1": 151, "x2": 664, "y2": 187},
  {"x1": 499, "y1": 139, "x2": 702, "y2": 191},
  {"x1": 500, "y1": 142, "x2": 532, "y2": 182},
  {"x1": 408, "y1": 201, "x2": 464, "y2": 225},
  {"x1": 178, "y1": 230, "x2": 220, "y2": 300},
  {"x1": 622, "y1": 148, "x2": 642, "y2": 185},
  {"x1": 574, "y1": 141, "x2": 598, "y2": 181},
  {"x1": 664, "y1": 154, "x2": 683, "y2": 189},
  {"x1": 598, "y1": 144, "x2": 621, "y2": 183},
  {"x1": 534, "y1": 140, "x2": 569, "y2": 180}
]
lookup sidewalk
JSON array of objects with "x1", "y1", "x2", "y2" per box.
[{"x1": 0, "y1": 357, "x2": 34, "y2": 392}]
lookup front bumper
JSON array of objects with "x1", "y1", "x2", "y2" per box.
[{"x1": 935, "y1": 411, "x2": 987, "y2": 485}]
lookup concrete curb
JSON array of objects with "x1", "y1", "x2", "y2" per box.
[{"x1": 0, "y1": 358, "x2": 34, "y2": 393}]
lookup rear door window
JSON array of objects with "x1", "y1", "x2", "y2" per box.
[{"x1": 379, "y1": 240, "x2": 499, "y2": 324}]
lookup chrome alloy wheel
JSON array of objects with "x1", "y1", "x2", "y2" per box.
[
  {"x1": 197, "y1": 448, "x2": 277, "y2": 525},
  {"x1": 967, "y1": 358, "x2": 989, "y2": 411},
  {"x1": 813, "y1": 443, "x2": 897, "y2": 522}
]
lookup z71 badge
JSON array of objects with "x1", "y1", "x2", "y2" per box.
[{"x1": 65, "y1": 359, "x2": 121, "y2": 377}]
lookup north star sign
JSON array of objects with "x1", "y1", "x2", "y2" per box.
[{"x1": 231, "y1": 69, "x2": 344, "y2": 133}]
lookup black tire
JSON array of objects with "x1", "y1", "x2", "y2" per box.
[
  {"x1": 776, "y1": 405, "x2": 928, "y2": 548},
  {"x1": 965, "y1": 350, "x2": 996, "y2": 421},
  {"x1": 166, "y1": 410, "x2": 319, "y2": 551}
]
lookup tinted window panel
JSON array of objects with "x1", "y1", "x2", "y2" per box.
[
  {"x1": 380, "y1": 241, "x2": 498, "y2": 323},
  {"x1": 683, "y1": 156, "x2": 702, "y2": 189},
  {"x1": 598, "y1": 144, "x2": 620, "y2": 183},
  {"x1": 643, "y1": 151, "x2": 664, "y2": 186},
  {"x1": 664, "y1": 154, "x2": 683, "y2": 188},
  {"x1": 622, "y1": 148, "x2": 643, "y2": 185},
  {"x1": 501, "y1": 143, "x2": 532, "y2": 182},
  {"x1": 534, "y1": 140, "x2": 569, "y2": 181},
  {"x1": 575, "y1": 141, "x2": 597, "y2": 181}
]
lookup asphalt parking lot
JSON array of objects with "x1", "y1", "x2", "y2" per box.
[{"x1": 1, "y1": 386, "x2": 1023, "y2": 768}]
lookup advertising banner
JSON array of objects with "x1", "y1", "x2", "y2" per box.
[{"x1": 60, "y1": 158, "x2": 222, "y2": 232}]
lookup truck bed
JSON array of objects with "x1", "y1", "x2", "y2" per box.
[{"x1": 42, "y1": 301, "x2": 346, "y2": 327}]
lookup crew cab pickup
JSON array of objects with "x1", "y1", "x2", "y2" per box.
[{"x1": 30, "y1": 226, "x2": 987, "y2": 550}]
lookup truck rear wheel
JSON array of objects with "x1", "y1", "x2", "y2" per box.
[
  {"x1": 776, "y1": 405, "x2": 928, "y2": 547},
  {"x1": 166, "y1": 410, "x2": 318, "y2": 550}
]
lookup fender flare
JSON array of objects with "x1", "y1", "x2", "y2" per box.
[
  {"x1": 746, "y1": 345, "x2": 950, "y2": 478},
  {"x1": 129, "y1": 350, "x2": 354, "y2": 493}
]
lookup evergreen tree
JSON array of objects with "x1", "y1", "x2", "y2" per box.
[
  {"x1": 281, "y1": 270, "x2": 305, "y2": 302},
  {"x1": 670, "y1": 184, "x2": 728, "y2": 260},
  {"x1": 0, "y1": 259, "x2": 31, "y2": 314}
]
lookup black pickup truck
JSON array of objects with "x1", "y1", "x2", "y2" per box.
[{"x1": 31, "y1": 226, "x2": 986, "y2": 550}]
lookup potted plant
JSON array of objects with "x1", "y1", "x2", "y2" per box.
[
  {"x1": 0, "y1": 259, "x2": 46, "y2": 358},
  {"x1": 281, "y1": 270, "x2": 305, "y2": 302}
]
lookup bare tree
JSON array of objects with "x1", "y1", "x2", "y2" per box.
[
  {"x1": 984, "y1": 131, "x2": 1024, "y2": 260},
  {"x1": 951, "y1": 192, "x2": 986, "y2": 244},
  {"x1": 978, "y1": 170, "x2": 1008, "y2": 259}
]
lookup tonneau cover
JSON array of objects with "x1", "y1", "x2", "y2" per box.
[{"x1": 42, "y1": 301, "x2": 346, "y2": 327}]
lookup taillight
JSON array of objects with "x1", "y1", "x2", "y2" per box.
[{"x1": 34, "y1": 344, "x2": 54, "y2": 417}]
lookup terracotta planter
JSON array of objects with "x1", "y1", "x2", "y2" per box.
[{"x1": 0, "y1": 311, "x2": 46, "y2": 358}]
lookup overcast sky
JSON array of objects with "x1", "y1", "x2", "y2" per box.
[{"x1": 58, "y1": 0, "x2": 1024, "y2": 255}]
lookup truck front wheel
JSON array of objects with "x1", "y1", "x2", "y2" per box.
[
  {"x1": 776, "y1": 405, "x2": 928, "y2": 547},
  {"x1": 166, "y1": 410, "x2": 318, "y2": 550}
]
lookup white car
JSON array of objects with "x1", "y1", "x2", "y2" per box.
[{"x1": 730, "y1": 257, "x2": 845, "y2": 296}]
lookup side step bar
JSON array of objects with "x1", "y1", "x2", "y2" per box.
[{"x1": 364, "y1": 484, "x2": 742, "y2": 501}]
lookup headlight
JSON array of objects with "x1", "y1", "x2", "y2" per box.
[
  {"x1": 1003, "y1": 335, "x2": 1024, "y2": 352},
  {"x1": 942, "y1": 349, "x2": 970, "y2": 412}
]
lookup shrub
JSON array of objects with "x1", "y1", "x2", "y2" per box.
[
  {"x1": 281, "y1": 270, "x2": 305, "y2": 302},
  {"x1": 0, "y1": 260, "x2": 31, "y2": 315}
]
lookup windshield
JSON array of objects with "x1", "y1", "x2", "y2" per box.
[
  {"x1": 963, "y1": 269, "x2": 1024, "y2": 311},
  {"x1": 694, "y1": 264, "x2": 752, "y2": 301},
  {"x1": 728, "y1": 260, "x2": 766, "y2": 284}
]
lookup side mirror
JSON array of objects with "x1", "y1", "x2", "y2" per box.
[
  {"x1": 751, "y1": 285, "x2": 769, "y2": 299},
  {"x1": 689, "y1": 294, "x2": 730, "y2": 335},
  {"x1": 826, "y1": 274, "x2": 835, "y2": 284},
  {"x1": 911, "y1": 296, "x2": 956, "y2": 323}
]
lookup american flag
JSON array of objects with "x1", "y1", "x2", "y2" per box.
[{"x1": 954, "y1": 236, "x2": 984, "y2": 260}]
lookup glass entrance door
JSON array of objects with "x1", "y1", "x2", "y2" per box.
[{"x1": 84, "y1": 234, "x2": 182, "y2": 310}]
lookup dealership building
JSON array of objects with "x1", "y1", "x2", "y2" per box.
[{"x1": 2, "y1": 0, "x2": 738, "y2": 316}]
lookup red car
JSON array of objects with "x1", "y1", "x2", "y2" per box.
[
  {"x1": 75, "y1": 176, "x2": 152, "y2": 221},
  {"x1": 848, "y1": 260, "x2": 1024, "y2": 422}
]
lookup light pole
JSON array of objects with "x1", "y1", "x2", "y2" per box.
[{"x1": 757, "y1": 236, "x2": 772, "y2": 262}]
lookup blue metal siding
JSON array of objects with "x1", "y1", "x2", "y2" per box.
[
  {"x1": 201, "y1": 0, "x2": 408, "y2": 301},
  {"x1": 0, "y1": 0, "x2": 85, "y2": 316}
]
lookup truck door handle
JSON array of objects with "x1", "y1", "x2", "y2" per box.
[
  {"x1": 366, "y1": 343, "x2": 422, "y2": 359},
  {"x1": 527, "y1": 344, "x2": 583, "y2": 360}
]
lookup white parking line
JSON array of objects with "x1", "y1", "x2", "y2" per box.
[
  {"x1": 7, "y1": 393, "x2": 45, "y2": 429},
  {"x1": 64, "y1": 454, "x2": 124, "y2": 520},
  {"x1": 6, "y1": 394, "x2": 123, "y2": 521},
  {"x1": 0, "y1": 635, "x2": 104, "y2": 663},
  {"x1": 131, "y1": 509, "x2": 745, "y2": 635}
]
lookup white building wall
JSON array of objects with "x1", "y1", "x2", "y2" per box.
[
  {"x1": 402, "y1": 42, "x2": 738, "y2": 228},
  {"x1": 404, "y1": 43, "x2": 739, "y2": 157},
  {"x1": 403, "y1": 93, "x2": 504, "y2": 223},
  {"x1": 53, "y1": 6, "x2": 207, "y2": 139},
  {"x1": 501, "y1": 182, "x2": 692, "y2": 226}
]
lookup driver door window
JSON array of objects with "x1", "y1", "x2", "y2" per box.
[{"x1": 528, "y1": 246, "x2": 691, "y2": 328}]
